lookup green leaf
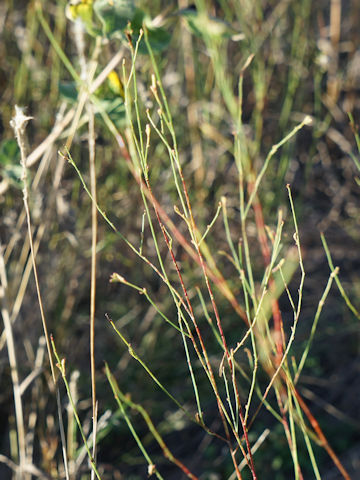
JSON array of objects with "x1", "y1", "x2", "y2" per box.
[
  {"x1": 95, "y1": 97, "x2": 127, "y2": 127},
  {"x1": 59, "y1": 80, "x2": 126, "y2": 127},
  {"x1": 59, "y1": 81, "x2": 79, "y2": 103},
  {"x1": 139, "y1": 25, "x2": 171, "y2": 53},
  {"x1": 178, "y1": 7, "x2": 244, "y2": 41},
  {"x1": 130, "y1": 9, "x2": 171, "y2": 53},
  {"x1": 0, "y1": 139, "x2": 20, "y2": 166},
  {"x1": 93, "y1": 0, "x2": 135, "y2": 37},
  {"x1": 2, "y1": 164, "x2": 23, "y2": 189}
]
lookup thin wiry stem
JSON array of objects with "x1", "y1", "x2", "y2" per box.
[
  {"x1": 105, "y1": 364, "x2": 199, "y2": 480},
  {"x1": 0, "y1": 248, "x2": 26, "y2": 479},
  {"x1": 11, "y1": 106, "x2": 70, "y2": 480},
  {"x1": 88, "y1": 101, "x2": 98, "y2": 478},
  {"x1": 51, "y1": 337, "x2": 102, "y2": 480}
]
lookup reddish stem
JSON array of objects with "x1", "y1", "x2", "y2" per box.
[
  {"x1": 249, "y1": 181, "x2": 284, "y2": 361},
  {"x1": 293, "y1": 388, "x2": 351, "y2": 480},
  {"x1": 114, "y1": 133, "x2": 248, "y2": 323}
]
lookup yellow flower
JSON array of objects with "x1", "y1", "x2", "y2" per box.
[
  {"x1": 107, "y1": 70, "x2": 125, "y2": 100},
  {"x1": 66, "y1": 0, "x2": 93, "y2": 26}
]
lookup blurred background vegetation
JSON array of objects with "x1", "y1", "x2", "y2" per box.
[{"x1": 0, "y1": 0, "x2": 360, "y2": 479}]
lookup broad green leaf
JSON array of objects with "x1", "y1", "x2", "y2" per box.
[
  {"x1": 0, "y1": 139, "x2": 20, "y2": 166},
  {"x1": 130, "y1": 9, "x2": 171, "y2": 53},
  {"x1": 2, "y1": 164, "x2": 23, "y2": 189},
  {"x1": 59, "y1": 81, "x2": 78, "y2": 103},
  {"x1": 178, "y1": 6, "x2": 244, "y2": 41},
  {"x1": 143, "y1": 26, "x2": 171, "y2": 52},
  {"x1": 93, "y1": 0, "x2": 135, "y2": 37},
  {"x1": 59, "y1": 80, "x2": 126, "y2": 125},
  {"x1": 94, "y1": 97, "x2": 127, "y2": 127}
]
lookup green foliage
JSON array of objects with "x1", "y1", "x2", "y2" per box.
[
  {"x1": 130, "y1": 9, "x2": 171, "y2": 53},
  {"x1": 0, "y1": 139, "x2": 20, "y2": 166},
  {"x1": 1, "y1": 1, "x2": 359, "y2": 479},
  {"x1": 178, "y1": 5, "x2": 244, "y2": 41},
  {"x1": 0, "y1": 139, "x2": 22, "y2": 188},
  {"x1": 65, "y1": 0, "x2": 171, "y2": 51},
  {"x1": 93, "y1": 0, "x2": 135, "y2": 37}
]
